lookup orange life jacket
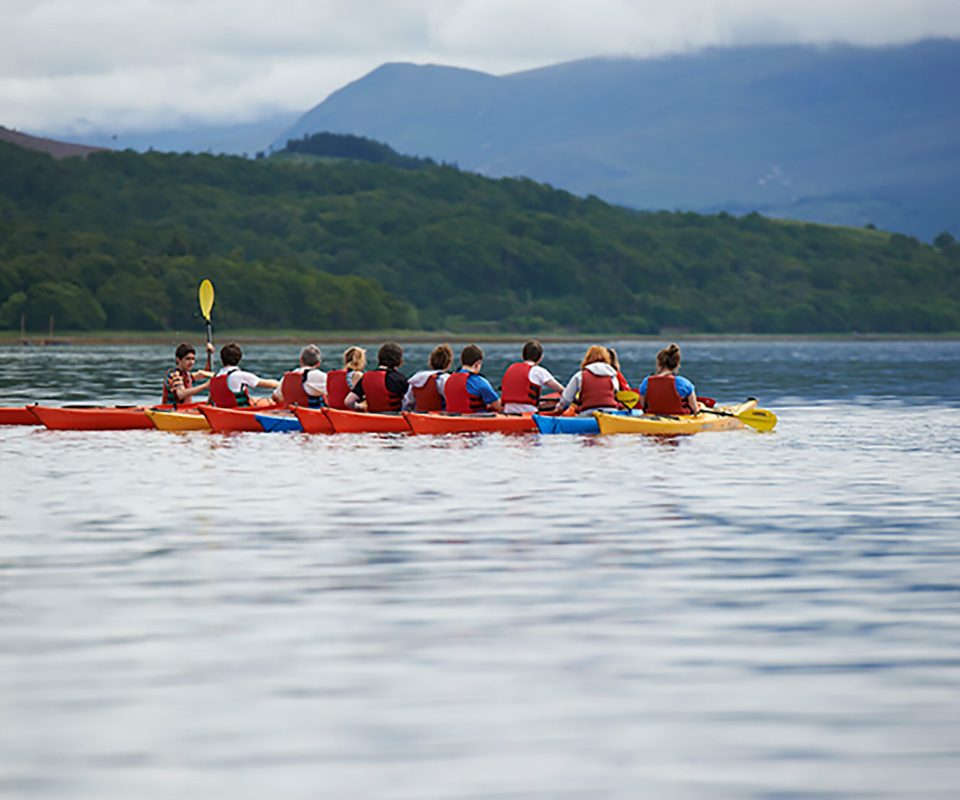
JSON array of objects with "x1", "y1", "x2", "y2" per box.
[
  {"x1": 578, "y1": 370, "x2": 617, "y2": 411},
  {"x1": 643, "y1": 374, "x2": 691, "y2": 415},
  {"x1": 279, "y1": 369, "x2": 323, "y2": 408},
  {"x1": 501, "y1": 362, "x2": 541, "y2": 406},
  {"x1": 363, "y1": 369, "x2": 403, "y2": 412},
  {"x1": 209, "y1": 368, "x2": 250, "y2": 408},
  {"x1": 326, "y1": 369, "x2": 350, "y2": 409},
  {"x1": 444, "y1": 371, "x2": 487, "y2": 414},
  {"x1": 162, "y1": 367, "x2": 193, "y2": 405},
  {"x1": 412, "y1": 373, "x2": 444, "y2": 412}
]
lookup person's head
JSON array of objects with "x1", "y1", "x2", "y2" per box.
[
  {"x1": 300, "y1": 344, "x2": 322, "y2": 368},
  {"x1": 460, "y1": 344, "x2": 484, "y2": 368},
  {"x1": 378, "y1": 341, "x2": 404, "y2": 369},
  {"x1": 581, "y1": 345, "x2": 611, "y2": 369},
  {"x1": 174, "y1": 343, "x2": 196, "y2": 369},
  {"x1": 656, "y1": 343, "x2": 682, "y2": 373},
  {"x1": 522, "y1": 339, "x2": 544, "y2": 363},
  {"x1": 428, "y1": 343, "x2": 454, "y2": 371},
  {"x1": 220, "y1": 342, "x2": 243, "y2": 367},
  {"x1": 607, "y1": 347, "x2": 620, "y2": 372},
  {"x1": 343, "y1": 346, "x2": 367, "y2": 372}
]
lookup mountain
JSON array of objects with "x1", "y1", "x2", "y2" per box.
[
  {"x1": 274, "y1": 40, "x2": 960, "y2": 240},
  {"x1": 0, "y1": 126, "x2": 108, "y2": 160},
  {"x1": 2, "y1": 136, "x2": 959, "y2": 335}
]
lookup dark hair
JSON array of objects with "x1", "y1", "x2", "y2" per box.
[
  {"x1": 607, "y1": 347, "x2": 620, "y2": 372},
  {"x1": 656, "y1": 343, "x2": 682, "y2": 372},
  {"x1": 175, "y1": 343, "x2": 195, "y2": 360},
  {"x1": 220, "y1": 342, "x2": 243, "y2": 367},
  {"x1": 461, "y1": 344, "x2": 484, "y2": 367},
  {"x1": 522, "y1": 339, "x2": 544, "y2": 362},
  {"x1": 429, "y1": 343, "x2": 453, "y2": 371},
  {"x1": 378, "y1": 341, "x2": 404, "y2": 369}
]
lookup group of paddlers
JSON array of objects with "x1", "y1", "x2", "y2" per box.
[{"x1": 163, "y1": 339, "x2": 701, "y2": 417}]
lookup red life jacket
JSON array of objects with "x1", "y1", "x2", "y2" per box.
[
  {"x1": 643, "y1": 374, "x2": 690, "y2": 415},
  {"x1": 501, "y1": 362, "x2": 541, "y2": 406},
  {"x1": 444, "y1": 371, "x2": 487, "y2": 414},
  {"x1": 279, "y1": 369, "x2": 323, "y2": 408},
  {"x1": 162, "y1": 367, "x2": 193, "y2": 405},
  {"x1": 412, "y1": 373, "x2": 444, "y2": 412},
  {"x1": 578, "y1": 369, "x2": 617, "y2": 411},
  {"x1": 363, "y1": 369, "x2": 402, "y2": 412},
  {"x1": 209, "y1": 368, "x2": 250, "y2": 408},
  {"x1": 326, "y1": 369, "x2": 350, "y2": 409}
]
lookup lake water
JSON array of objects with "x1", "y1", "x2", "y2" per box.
[{"x1": 2, "y1": 340, "x2": 959, "y2": 799}]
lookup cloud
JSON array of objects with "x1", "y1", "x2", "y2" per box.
[{"x1": 2, "y1": 0, "x2": 959, "y2": 132}]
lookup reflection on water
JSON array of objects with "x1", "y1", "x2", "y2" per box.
[{"x1": 2, "y1": 341, "x2": 960, "y2": 799}]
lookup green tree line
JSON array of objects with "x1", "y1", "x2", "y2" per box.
[{"x1": 1, "y1": 137, "x2": 958, "y2": 333}]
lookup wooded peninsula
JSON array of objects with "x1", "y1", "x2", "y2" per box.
[{"x1": 2, "y1": 134, "x2": 958, "y2": 334}]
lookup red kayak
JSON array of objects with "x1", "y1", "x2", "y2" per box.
[
  {"x1": 200, "y1": 404, "x2": 280, "y2": 432},
  {"x1": 32, "y1": 405, "x2": 154, "y2": 430},
  {"x1": 0, "y1": 406, "x2": 41, "y2": 425},
  {"x1": 404, "y1": 412, "x2": 537, "y2": 435},
  {"x1": 324, "y1": 407, "x2": 411, "y2": 434},
  {"x1": 293, "y1": 406, "x2": 334, "y2": 434}
]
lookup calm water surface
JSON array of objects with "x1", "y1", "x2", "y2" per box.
[{"x1": 2, "y1": 340, "x2": 959, "y2": 799}]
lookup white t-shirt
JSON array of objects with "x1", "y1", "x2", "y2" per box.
[
  {"x1": 403, "y1": 370, "x2": 449, "y2": 411},
  {"x1": 216, "y1": 367, "x2": 262, "y2": 394},
  {"x1": 503, "y1": 364, "x2": 560, "y2": 415},
  {"x1": 293, "y1": 366, "x2": 327, "y2": 397}
]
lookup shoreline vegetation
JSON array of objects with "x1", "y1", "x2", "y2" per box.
[
  {"x1": 2, "y1": 133, "x2": 959, "y2": 336},
  {"x1": 3, "y1": 329, "x2": 958, "y2": 347}
]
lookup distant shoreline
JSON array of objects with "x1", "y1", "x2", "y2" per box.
[{"x1": 2, "y1": 329, "x2": 958, "y2": 346}]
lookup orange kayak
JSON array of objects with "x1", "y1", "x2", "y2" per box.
[
  {"x1": 404, "y1": 412, "x2": 537, "y2": 435},
  {"x1": 324, "y1": 407, "x2": 411, "y2": 433},
  {"x1": 200, "y1": 404, "x2": 280, "y2": 432},
  {"x1": 0, "y1": 406, "x2": 41, "y2": 425},
  {"x1": 293, "y1": 406, "x2": 334, "y2": 434},
  {"x1": 32, "y1": 405, "x2": 154, "y2": 430}
]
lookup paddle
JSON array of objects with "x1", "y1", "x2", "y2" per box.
[
  {"x1": 198, "y1": 279, "x2": 215, "y2": 372},
  {"x1": 707, "y1": 404, "x2": 778, "y2": 432}
]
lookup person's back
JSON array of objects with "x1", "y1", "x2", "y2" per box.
[
  {"x1": 274, "y1": 344, "x2": 326, "y2": 408},
  {"x1": 501, "y1": 339, "x2": 565, "y2": 414},
  {"x1": 209, "y1": 342, "x2": 280, "y2": 408},
  {"x1": 445, "y1": 344, "x2": 502, "y2": 414},
  {"x1": 558, "y1": 345, "x2": 621, "y2": 416},
  {"x1": 326, "y1": 346, "x2": 366, "y2": 409},
  {"x1": 639, "y1": 343, "x2": 699, "y2": 415},
  {"x1": 404, "y1": 344, "x2": 453, "y2": 412},
  {"x1": 345, "y1": 342, "x2": 408, "y2": 413}
]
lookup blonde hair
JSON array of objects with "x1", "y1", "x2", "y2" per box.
[
  {"x1": 656, "y1": 343, "x2": 682, "y2": 372},
  {"x1": 343, "y1": 346, "x2": 367, "y2": 372},
  {"x1": 580, "y1": 345, "x2": 611, "y2": 369}
]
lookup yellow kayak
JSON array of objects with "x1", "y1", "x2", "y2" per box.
[
  {"x1": 596, "y1": 401, "x2": 774, "y2": 436},
  {"x1": 144, "y1": 408, "x2": 211, "y2": 431}
]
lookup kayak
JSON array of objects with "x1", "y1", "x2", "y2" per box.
[
  {"x1": 595, "y1": 402, "x2": 760, "y2": 436},
  {"x1": 404, "y1": 412, "x2": 536, "y2": 435},
  {"x1": 0, "y1": 406, "x2": 40, "y2": 425},
  {"x1": 200, "y1": 404, "x2": 281, "y2": 433},
  {"x1": 256, "y1": 411, "x2": 303, "y2": 433},
  {"x1": 533, "y1": 414, "x2": 600, "y2": 435},
  {"x1": 145, "y1": 408, "x2": 211, "y2": 431},
  {"x1": 293, "y1": 406, "x2": 334, "y2": 434},
  {"x1": 324, "y1": 407, "x2": 411, "y2": 434},
  {"x1": 31, "y1": 405, "x2": 154, "y2": 430}
]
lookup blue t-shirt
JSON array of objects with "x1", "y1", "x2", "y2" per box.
[
  {"x1": 639, "y1": 374, "x2": 695, "y2": 397},
  {"x1": 461, "y1": 372, "x2": 500, "y2": 404}
]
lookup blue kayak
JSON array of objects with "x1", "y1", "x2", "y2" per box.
[
  {"x1": 256, "y1": 412, "x2": 303, "y2": 433},
  {"x1": 533, "y1": 414, "x2": 599, "y2": 434}
]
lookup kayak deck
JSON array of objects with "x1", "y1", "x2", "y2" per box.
[
  {"x1": 404, "y1": 412, "x2": 536, "y2": 435},
  {"x1": 595, "y1": 402, "x2": 759, "y2": 436},
  {"x1": 145, "y1": 408, "x2": 211, "y2": 431}
]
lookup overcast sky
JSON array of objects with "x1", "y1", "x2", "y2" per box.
[{"x1": 3, "y1": 0, "x2": 959, "y2": 134}]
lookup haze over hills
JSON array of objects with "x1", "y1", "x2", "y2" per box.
[{"x1": 275, "y1": 39, "x2": 960, "y2": 240}]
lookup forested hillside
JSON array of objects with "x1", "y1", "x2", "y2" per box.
[{"x1": 1, "y1": 138, "x2": 958, "y2": 334}]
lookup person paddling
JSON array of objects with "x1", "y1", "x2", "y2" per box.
[
  {"x1": 325, "y1": 346, "x2": 366, "y2": 410},
  {"x1": 162, "y1": 342, "x2": 214, "y2": 407},
  {"x1": 272, "y1": 344, "x2": 327, "y2": 408},
  {"x1": 558, "y1": 345, "x2": 621, "y2": 416},
  {"x1": 345, "y1": 342, "x2": 408, "y2": 413},
  {"x1": 638, "y1": 343, "x2": 700, "y2": 415},
  {"x1": 500, "y1": 339, "x2": 565, "y2": 415},
  {"x1": 403, "y1": 343, "x2": 453, "y2": 412},
  {"x1": 444, "y1": 344, "x2": 502, "y2": 414},
  {"x1": 208, "y1": 342, "x2": 280, "y2": 408}
]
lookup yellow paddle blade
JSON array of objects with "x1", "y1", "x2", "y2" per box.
[
  {"x1": 615, "y1": 389, "x2": 640, "y2": 409},
  {"x1": 736, "y1": 407, "x2": 778, "y2": 432},
  {"x1": 198, "y1": 279, "x2": 215, "y2": 321}
]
